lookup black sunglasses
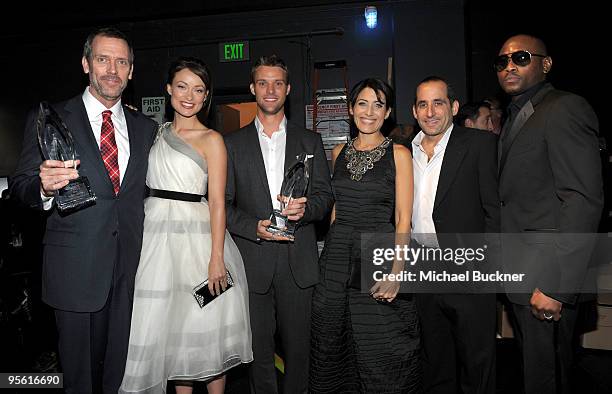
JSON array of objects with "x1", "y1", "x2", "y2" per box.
[{"x1": 493, "y1": 50, "x2": 547, "y2": 72}]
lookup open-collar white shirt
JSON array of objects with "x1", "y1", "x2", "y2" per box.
[
  {"x1": 255, "y1": 115, "x2": 287, "y2": 210},
  {"x1": 411, "y1": 124, "x2": 454, "y2": 247}
]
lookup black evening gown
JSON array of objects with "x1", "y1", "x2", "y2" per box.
[{"x1": 310, "y1": 139, "x2": 421, "y2": 393}]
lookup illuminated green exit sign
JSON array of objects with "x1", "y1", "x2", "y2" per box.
[{"x1": 219, "y1": 41, "x2": 249, "y2": 62}]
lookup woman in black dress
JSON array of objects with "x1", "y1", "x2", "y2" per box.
[{"x1": 310, "y1": 78, "x2": 420, "y2": 393}]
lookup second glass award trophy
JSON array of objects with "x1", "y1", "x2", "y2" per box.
[
  {"x1": 37, "y1": 101, "x2": 97, "y2": 213},
  {"x1": 267, "y1": 152, "x2": 312, "y2": 240}
]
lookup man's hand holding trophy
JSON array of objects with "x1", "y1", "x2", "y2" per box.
[{"x1": 265, "y1": 152, "x2": 313, "y2": 241}]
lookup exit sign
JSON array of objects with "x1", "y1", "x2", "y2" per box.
[{"x1": 219, "y1": 41, "x2": 249, "y2": 62}]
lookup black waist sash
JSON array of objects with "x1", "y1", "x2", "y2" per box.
[{"x1": 146, "y1": 187, "x2": 204, "y2": 202}]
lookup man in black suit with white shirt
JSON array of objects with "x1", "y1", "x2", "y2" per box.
[
  {"x1": 224, "y1": 55, "x2": 333, "y2": 394},
  {"x1": 10, "y1": 27, "x2": 157, "y2": 394},
  {"x1": 412, "y1": 76, "x2": 500, "y2": 394}
]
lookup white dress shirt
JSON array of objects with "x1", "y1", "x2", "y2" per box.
[
  {"x1": 82, "y1": 87, "x2": 130, "y2": 183},
  {"x1": 42, "y1": 88, "x2": 131, "y2": 209},
  {"x1": 255, "y1": 115, "x2": 287, "y2": 210},
  {"x1": 411, "y1": 124, "x2": 454, "y2": 247}
]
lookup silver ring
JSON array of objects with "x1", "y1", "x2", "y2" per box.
[{"x1": 543, "y1": 313, "x2": 553, "y2": 320}]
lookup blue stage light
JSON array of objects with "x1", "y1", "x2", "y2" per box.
[{"x1": 365, "y1": 6, "x2": 377, "y2": 29}]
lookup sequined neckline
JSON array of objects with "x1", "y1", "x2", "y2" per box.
[{"x1": 344, "y1": 137, "x2": 392, "y2": 181}]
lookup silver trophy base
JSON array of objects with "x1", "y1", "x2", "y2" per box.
[
  {"x1": 267, "y1": 209, "x2": 296, "y2": 240},
  {"x1": 56, "y1": 176, "x2": 97, "y2": 213}
]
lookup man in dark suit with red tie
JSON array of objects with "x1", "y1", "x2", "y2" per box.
[{"x1": 10, "y1": 27, "x2": 156, "y2": 394}]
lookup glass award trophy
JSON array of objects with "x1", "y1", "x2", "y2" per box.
[
  {"x1": 267, "y1": 152, "x2": 312, "y2": 240},
  {"x1": 36, "y1": 101, "x2": 97, "y2": 213}
]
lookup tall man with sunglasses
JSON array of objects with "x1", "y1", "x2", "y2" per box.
[{"x1": 495, "y1": 34, "x2": 603, "y2": 394}]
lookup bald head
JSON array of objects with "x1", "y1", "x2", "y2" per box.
[
  {"x1": 500, "y1": 34, "x2": 547, "y2": 56},
  {"x1": 497, "y1": 34, "x2": 552, "y2": 97}
]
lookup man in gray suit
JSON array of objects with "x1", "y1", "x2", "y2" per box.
[
  {"x1": 10, "y1": 27, "x2": 156, "y2": 394},
  {"x1": 496, "y1": 34, "x2": 603, "y2": 394},
  {"x1": 225, "y1": 55, "x2": 333, "y2": 394}
]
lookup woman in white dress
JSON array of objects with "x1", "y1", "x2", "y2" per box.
[{"x1": 120, "y1": 57, "x2": 252, "y2": 394}]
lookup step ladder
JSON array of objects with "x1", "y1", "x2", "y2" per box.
[{"x1": 311, "y1": 60, "x2": 350, "y2": 134}]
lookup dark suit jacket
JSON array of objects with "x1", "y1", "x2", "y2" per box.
[
  {"x1": 424, "y1": 126, "x2": 501, "y2": 290},
  {"x1": 10, "y1": 94, "x2": 157, "y2": 312},
  {"x1": 224, "y1": 121, "x2": 333, "y2": 293},
  {"x1": 432, "y1": 125, "x2": 500, "y2": 236},
  {"x1": 498, "y1": 83, "x2": 603, "y2": 305}
]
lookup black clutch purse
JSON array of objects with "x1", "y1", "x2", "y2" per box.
[{"x1": 192, "y1": 270, "x2": 234, "y2": 308}]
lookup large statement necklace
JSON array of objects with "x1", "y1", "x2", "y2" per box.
[{"x1": 345, "y1": 137, "x2": 392, "y2": 181}]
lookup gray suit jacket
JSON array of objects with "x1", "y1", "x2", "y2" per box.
[{"x1": 224, "y1": 121, "x2": 333, "y2": 293}]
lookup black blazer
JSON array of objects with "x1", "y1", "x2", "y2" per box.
[
  {"x1": 498, "y1": 83, "x2": 603, "y2": 305},
  {"x1": 432, "y1": 125, "x2": 500, "y2": 236},
  {"x1": 421, "y1": 125, "x2": 501, "y2": 291},
  {"x1": 10, "y1": 95, "x2": 157, "y2": 312},
  {"x1": 224, "y1": 121, "x2": 333, "y2": 293}
]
